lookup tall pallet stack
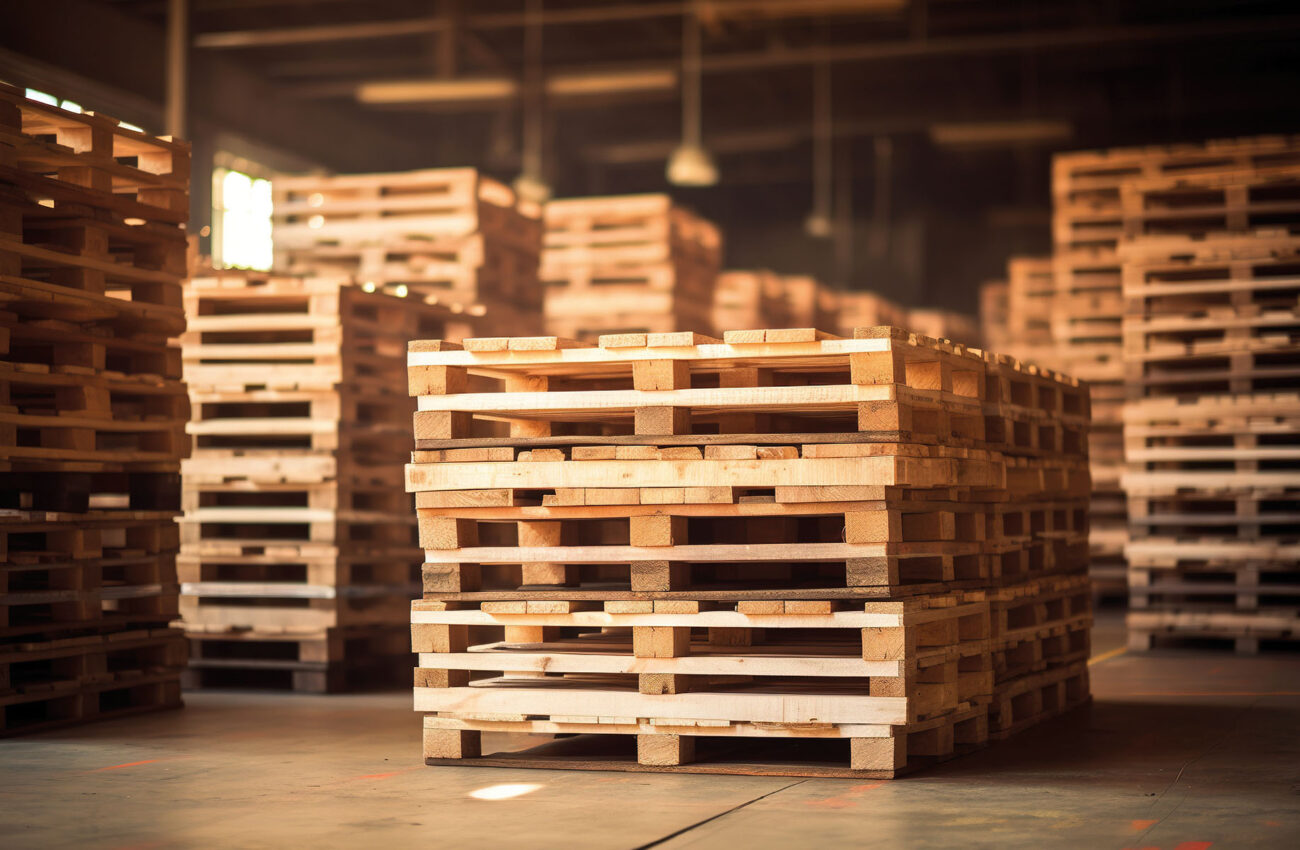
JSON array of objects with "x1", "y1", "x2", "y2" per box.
[
  {"x1": 712, "y1": 270, "x2": 792, "y2": 333},
  {"x1": 1053, "y1": 139, "x2": 1300, "y2": 604},
  {"x1": 402, "y1": 327, "x2": 1090, "y2": 777},
  {"x1": 906, "y1": 309, "x2": 981, "y2": 348},
  {"x1": 0, "y1": 84, "x2": 188, "y2": 734},
  {"x1": 836, "y1": 290, "x2": 907, "y2": 338},
  {"x1": 979, "y1": 280, "x2": 1010, "y2": 353},
  {"x1": 782, "y1": 275, "x2": 840, "y2": 333},
  {"x1": 1003, "y1": 257, "x2": 1056, "y2": 358},
  {"x1": 178, "y1": 272, "x2": 452, "y2": 690},
  {"x1": 543, "y1": 195, "x2": 721, "y2": 340},
  {"x1": 272, "y1": 168, "x2": 543, "y2": 339},
  {"x1": 1119, "y1": 160, "x2": 1300, "y2": 652}
]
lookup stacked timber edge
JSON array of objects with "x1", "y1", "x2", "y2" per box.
[
  {"x1": 178, "y1": 271, "x2": 453, "y2": 691},
  {"x1": 1121, "y1": 231, "x2": 1300, "y2": 654},
  {"x1": 403, "y1": 326, "x2": 1092, "y2": 778},
  {"x1": 542, "y1": 194, "x2": 721, "y2": 341},
  {"x1": 1052, "y1": 137, "x2": 1300, "y2": 605},
  {"x1": 712, "y1": 270, "x2": 794, "y2": 334},
  {"x1": 0, "y1": 83, "x2": 188, "y2": 734},
  {"x1": 272, "y1": 167, "x2": 544, "y2": 339}
]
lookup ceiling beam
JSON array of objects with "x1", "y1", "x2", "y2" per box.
[
  {"x1": 697, "y1": 13, "x2": 1300, "y2": 73},
  {"x1": 272, "y1": 12, "x2": 1300, "y2": 111},
  {"x1": 193, "y1": 0, "x2": 906, "y2": 48}
]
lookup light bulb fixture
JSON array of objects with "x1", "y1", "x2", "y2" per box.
[
  {"x1": 804, "y1": 211, "x2": 833, "y2": 239},
  {"x1": 514, "y1": 0, "x2": 552, "y2": 204},
  {"x1": 666, "y1": 144, "x2": 717, "y2": 187},
  {"x1": 513, "y1": 172, "x2": 552, "y2": 204},
  {"x1": 805, "y1": 60, "x2": 832, "y2": 239},
  {"x1": 667, "y1": 2, "x2": 716, "y2": 187}
]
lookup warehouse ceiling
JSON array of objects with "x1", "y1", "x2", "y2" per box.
[{"x1": 15, "y1": 0, "x2": 1300, "y2": 308}]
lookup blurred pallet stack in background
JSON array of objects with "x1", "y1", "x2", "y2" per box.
[
  {"x1": 979, "y1": 279, "x2": 1010, "y2": 353},
  {"x1": 402, "y1": 326, "x2": 1091, "y2": 777},
  {"x1": 781, "y1": 274, "x2": 840, "y2": 334},
  {"x1": 712, "y1": 270, "x2": 792, "y2": 333},
  {"x1": 905, "y1": 308, "x2": 982, "y2": 348},
  {"x1": 542, "y1": 194, "x2": 721, "y2": 341},
  {"x1": 1048, "y1": 151, "x2": 1137, "y2": 604},
  {"x1": 177, "y1": 272, "x2": 451, "y2": 690},
  {"x1": 272, "y1": 168, "x2": 543, "y2": 340},
  {"x1": 0, "y1": 83, "x2": 188, "y2": 734},
  {"x1": 981, "y1": 134, "x2": 1300, "y2": 649},
  {"x1": 1001, "y1": 258, "x2": 1056, "y2": 362},
  {"x1": 836, "y1": 290, "x2": 907, "y2": 340},
  {"x1": 1119, "y1": 152, "x2": 1300, "y2": 653}
]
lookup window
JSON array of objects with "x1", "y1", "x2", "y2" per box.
[
  {"x1": 213, "y1": 166, "x2": 273, "y2": 271},
  {"x1": 24, "y1": 87, "x2": 132, "y2": 126}
]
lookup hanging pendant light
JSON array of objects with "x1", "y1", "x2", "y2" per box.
[
  {"x1": 805, "y1": 61, "x2": 833, "y2": 238},
  {"x1": 514, "y1": 0, "x2": 552, "y2": 203},
  {"x1": 667, "y1": 1, "x2": 717, "y2": 187}
]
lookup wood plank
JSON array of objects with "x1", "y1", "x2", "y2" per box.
[{"x1": 414, "y1": 684, "x2": 908, "y2": 725}]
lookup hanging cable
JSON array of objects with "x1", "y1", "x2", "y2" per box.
[{"x1": 667, "y1": 0, "x2": 717, "y2": 186}]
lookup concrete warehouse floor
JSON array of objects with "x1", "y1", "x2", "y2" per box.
[{"x1": 1, "y1": 613, "x2": 1297, "y2": 850}]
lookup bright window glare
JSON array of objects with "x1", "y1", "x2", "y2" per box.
[
  {"x1": 61, "y1": 100, "x2": 83, "y2": 113},
  {"x1": 119, "y1": 121, "x2": 145, "y2": 133},
  {"x1": 26, "y1": 88, "x2": 58, "y2": 106},
  {"x1": 215, "y1": 166, "x2": 273, "y2": 271},
  {"x1": 468, "y1": 783, "x2": 541, "y2": 801}
]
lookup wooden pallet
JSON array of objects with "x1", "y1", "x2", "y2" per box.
[
  {"x1": 414, "y1": 593, "x2": 994, "y2": 777},
  {"x1": 0, "y1": 85, "x2": 189, "y2": 732},
  {"x1": 781, "y1": 276, "x2": 840, "y2": 333},
  {"x1": 0, "y1": 365, "x2": 188, "y2": 471},
  {"x1": 404, "y1": 326, "x2": 1093, "y2": 776},
  {"x1": 412, "y1": 492, "x2": 1087, "y2": 599},
  {"x1": 979, "y1": 280, "x2": 1011, "y2": 353},
  {"x1": 987, "y1": 661, "x2": 1090, "y2": 740},
  {"x1": 182, "y1": 272, "x2": 452, "y2": 392},
  {"x1": 1121, "y1": 233, "x2": 1300, "y2": 398},
  {"x1": 0, "y1": 84, "x2": 188, "y2": 338},
  {"x1": 186, "y1": 389, "x2": 412, "y2": 459},
  {"x1": 0, "y1": 628, "x2": 185, "y2": 736},
  {"x1": 713, "y1": 270, "x2": 794, "y2": 334},
  {"x1": 1127, "y1": 609, "x2": 1300, "y2": 654},
  {"x1": 1004, "y1": 257, "x2": 1056, "y2": 347},
  {"x1": 1052, "y1": 135, "x2": 1300, "y2": 252},
  {"x1": 542, "y1": 194, "x2": 720, "y2": 340},
  {"x1": 178, "y1": 273, "x2": 439, "y2": 682},
  {"x1": 0, "y1": 511, "x2": 180, "y2": 639},
  {"x1": 904, "y1": 309, "x2": 980, "y2": 348},
  {"x1": 838, "y1": 290, "x2": 907, "y2": 339},
  {"x1": 183, "y1": 624, "x2": 409, "y2": 692},
  {"x1": 1128, "y1": 561, "x2": 1299, "y2": 611},
  {"x1": 407, "y1": 329, "x2": 1087, "y2": 449},
  {"x1": 422, "y1": 703, "x2": 991, "y2": 779},
  {"x1": 271, "y1": 168, "x2": 542, "y2": 332}
]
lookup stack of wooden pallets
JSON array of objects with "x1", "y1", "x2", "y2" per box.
[
  {"x1": 0, "y1": 83, "x2": 188, "y2": 734},
  {"x1": 905, "y1": 309, "x2": 981, "y2": 348},
  {"x1": 402, "y1": 326, "x2": 1091, "y2": 777},
  {"x1": 781, "y1": 275, "x2": 841, "y2": 334},
  {"x1": 1054, "y1": 140, "x2": 1300, "y2": 606},
  {"x1": 979, "y1": 280, "x2": 1010, "y2": 353},
  {"x1": 990, "y1": 254, "x2": 1129, "y2": 598},
  {"x1": 542, "y1": 195, "x2": 721, "y2": 340},
  {"x1": 272, "y1": 168, "x2": 543, "y2": 339},
  {"x1": 1004, "y1": 257, "x2": 1056, "y2": 354},
  {"x1": 1121, "y1": 221, "x2": 1300, "y2": 650},
  {"x1": 836, "y1": 290, "x2": 907, "y2": 338},
  {"x1": 177, "y1": 271, "x2": 453, "y2": 690},
  {"x1": 712, "y1": 270, "x2": 792, "y2": 333}
]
